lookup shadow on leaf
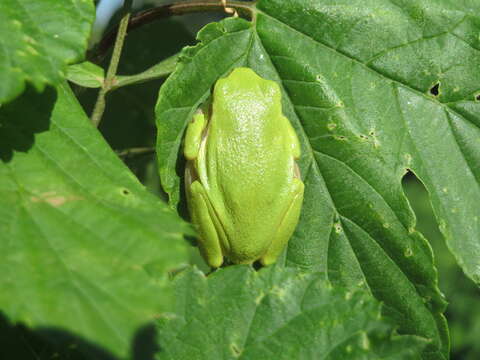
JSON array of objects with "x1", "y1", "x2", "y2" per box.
[
  {"x1": 0, "y1": 86, "x2": 56, "y2": 162},
  {"x1": 0, "y1": 312, "x2": 160, "y2": 360}
]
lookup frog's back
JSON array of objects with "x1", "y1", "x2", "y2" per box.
[{"x1": 205, "y1": 68, "x2": 298, "y2": 262}]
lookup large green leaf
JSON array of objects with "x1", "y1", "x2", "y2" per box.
[
  {"x1": 156, "y1": 265, "x2": 428, "y2": 359},
  {"x1": 0, "y1": 83, "x2": 191, "y2": 358},
  {"x1": 0, "y1": 0, "x2": 94, "y2": 104},
  {"x1": 253, "y1": 0, "x2": 480, "y2": 284},
  {"x1": 152, "y1": 0, "x2": 480, "y2": 357}
]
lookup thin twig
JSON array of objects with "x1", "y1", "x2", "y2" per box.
[
  {"x1": 116, "y1": 147, "x2": 155, "y2": 158},
  {"x1": 90, "y1": 0, "x2": 133, "y2": 127}
]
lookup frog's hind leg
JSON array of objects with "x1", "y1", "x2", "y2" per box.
[
  {"x1": 260, "y1": 178, "x2": 304, "y2": 266},
  {"x1": 188, "y1": 180, "x2": 224, "y2": 268}
]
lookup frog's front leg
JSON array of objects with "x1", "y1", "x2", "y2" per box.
[
  {"x1": 187, "y1": 179, "x2": 224, "y2": 268},
  {"x1": 184, "y1": 110, "x2": 207, "y2": 160},
  {"x1": 260, "y1": 177, "x2": 304, "y2": 265}
]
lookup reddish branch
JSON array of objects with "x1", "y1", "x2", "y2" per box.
[{"x1": 89, "y1": 1, "x2": 253, "y2": 63}]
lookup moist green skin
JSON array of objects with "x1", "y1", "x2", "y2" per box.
[{"x1": 184, "y1": 67, "x2": 304, "y2": 268}]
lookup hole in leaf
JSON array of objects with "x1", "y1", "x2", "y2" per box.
[
  {"x1": 230, "y1": 343, "x2": 241, "y2": 356},
  {"x1": 252, "y1": 260, "x2": 263, "y2": 271},
  {"x1": 429, "y1": 83, "x2": 440, "y2": 96},
  {"x1": 475, "y1": 94, "x2": 480, "y2": 101},
  {"x1": 401, "y1": 171, "x2": 442, "y2": 242},
  {"x1": 122, "y1": 189, "x2": 130, "y2": 196}
]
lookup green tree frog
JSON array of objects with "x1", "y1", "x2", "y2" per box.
[{"x1": 184, "y1": 67, "x2": 304, "y2": 268}]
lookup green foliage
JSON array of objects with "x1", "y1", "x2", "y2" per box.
[
  {"x1": 0, "y1": 0, "x2": 479, "y2": 359},
  {"x1": 404, "y1": 176, "x2": 480, "y2": 359},
  {"x1": 67, "y1": 61, "x2": 105, "y2": 88},
  {"x1": 156, "y1": 265, "x2": 429, "y2": 360},
  {"x1": 0, "y1": 0, "x2": 94, "y2": 103},
  {"x1": 0, "y1": 82, "x2": 191, "y2": 357}
]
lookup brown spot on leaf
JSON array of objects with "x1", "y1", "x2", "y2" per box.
[{"x1": 30, "y1": 192, "x2": 82, "y2": 207}]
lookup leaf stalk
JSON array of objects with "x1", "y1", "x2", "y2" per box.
[{"x1": 90, "y1": 0, "x2": 133, "y2": 127}]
